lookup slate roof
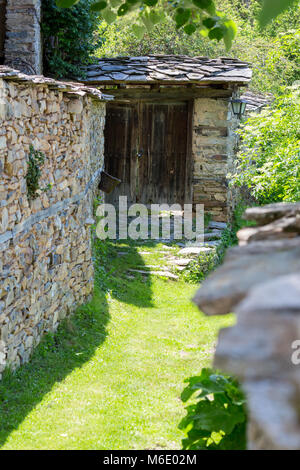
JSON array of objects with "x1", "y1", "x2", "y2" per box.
[
  {"x1": 85, "y1": 55, "x2": 252, "y2": 85},
  {"x1": 240, "y1": 90, "x2": 273, "y2": 112},
  {"x1": 0, "y1": 65, "x2": 113, "y2": 101}
]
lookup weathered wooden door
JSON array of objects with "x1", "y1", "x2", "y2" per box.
[{"x1": 104, "y1": 100, "x2": 190, "y2": 206}]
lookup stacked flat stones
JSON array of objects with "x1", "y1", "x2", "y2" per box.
[
  {"x1": 85, "y1": 55, "x2": 252, "y2": 84},
  {"x1": 0, "y1": 66, "x2": 109, "y2": 379},
  {"x1": 193, "y1": 202, "x2": 300, "y2": 450}
]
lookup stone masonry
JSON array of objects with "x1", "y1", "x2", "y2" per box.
[
  {"x1": 0, "y1": 66, "x2": 110, "y2": 378},
  {"x1": 193, "y1": 202, "x2": 300, "y2": 449},
  {"x1": 192, "y1": 96, "x2": 238, "y2": 222},
  {"x1": 4, "y1": 0, "x2": 42, "y2": 74}
]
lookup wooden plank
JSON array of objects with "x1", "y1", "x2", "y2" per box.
[{"x1": 97, "y1": 86, "x2": 232, "y2": 102}]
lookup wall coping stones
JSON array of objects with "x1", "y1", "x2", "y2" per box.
[{"x1": 0, "y1": 65, "x2": 113, "y2": 102}]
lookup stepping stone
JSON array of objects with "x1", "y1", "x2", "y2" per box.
[
  {"x1": 170, "y1": 258, "x2": 193, "y2": 266},
  {"x1": 134, "y1": 265, "x2": 168, "y2": 271},
  {"x1": 177, "y1": 246, "x2": 212, "y2": 256},
  {"x1": 204, "y1": 241, "x2": 221, "y2": 247},
  {"x1": 128, "y1": 269, "x2": 178, "y2": 279},
  {"x1": 204, "y1": 231, "x2": 222, "y2": 241},
  {"x1": 209, "y1": 221, "x2": 227, "y2": 230},
  {"x1": 176, "y1": 266, "x2": 187, "y2": 272}
]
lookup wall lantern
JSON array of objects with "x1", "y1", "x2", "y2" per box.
[{"x1": 230, "y1": 99, "x2": 247, "y2": 119}]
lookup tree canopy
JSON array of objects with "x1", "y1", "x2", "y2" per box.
[{"x1": 55, "y1": 0, "x2": 298, "y2": 51}]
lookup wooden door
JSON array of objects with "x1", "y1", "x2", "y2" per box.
[
  {"x1": 104, "y1": 102, "x2": 138, "y2": 205},
  {"x1": 104, "y1": 100, "x2": 190, "y2": 206}
]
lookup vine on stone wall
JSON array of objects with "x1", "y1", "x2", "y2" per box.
[
  {"x1": 26, "y1": 145, "x2": 51, "y2": 200},
  {"x1": 42, "y1": 0, "x2": 100, "y2": 79}
]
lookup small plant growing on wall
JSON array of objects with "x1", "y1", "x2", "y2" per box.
[{"x1": 26, "y1": 145, "x2": 51, "y2": 200}]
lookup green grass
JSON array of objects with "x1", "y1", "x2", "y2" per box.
[{"x1": 0, "y1": 238, "x2": 233, "y2": 450}]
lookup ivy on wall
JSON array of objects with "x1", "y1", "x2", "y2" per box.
[
  {"x1": 26, "y1": 145, "x2": 51, "y2": 200},
  {"x1": 42, "y1": 0, "x2": 100, "y2": 79}
]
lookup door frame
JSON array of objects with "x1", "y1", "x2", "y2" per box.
[{"x1": 104, "y1": 96, "x2": 194, "y2": 206}]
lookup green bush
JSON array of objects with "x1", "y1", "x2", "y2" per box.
[
  {"x1": 42, "y1": 0, "x2": 99, "y2": 79},
  {"x1": 232, "y1": 90, "x2": 300, "y2": 204},
  {"x1": 179, "y1": 368, "x2": 247, "y2": 450}
]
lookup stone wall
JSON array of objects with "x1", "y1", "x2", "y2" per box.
[
  {"x1": 193, "y1": 202, "x2": 300, "y2": 449},
  {"x1": 192, "y1": 95, "x2": 238, "y2": 222},
  {"x1": 0, "y1": 67, "x2": 108, "y2": 378},
  {"x1": 4, "y1": 0, "x2": 42, "y2": 74},
  {"x1": 0, "y1": 0, "x2": 6, "y2": 64}
]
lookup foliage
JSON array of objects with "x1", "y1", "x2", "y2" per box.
[
  {"x1": 56, "y1": 0, "x2": 297, "y2": 41},
  {"x1": 179, "y1": 368, "x2": 247, "y2": 450},
  {"x1": 42, "y1": 0, "x2": 100, "y2": 78},
  {"x1": 56, "y1": 0, "x2": 238, "y2": 50},
  {"x1": 232, "y1": 90, "x2": 300, "y2": 204},
  {"x1": 96, "y1": 0, "x2": 300, "y2": 94},
  {"x1": 182, "y1": 250, "x2": 217, "y2": 284},
  {"x1": 26, "y1": 145, "x2": 51, "y2": 200}
]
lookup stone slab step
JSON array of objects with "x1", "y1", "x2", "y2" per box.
[
  {"x1": 134, "y1": 265, "x2": 168, "y2": 270},
  {"x1": 204, "y1": 231, "x2": 223, "y2": 241},
  {"x1": 177, "y1": 246, "x2": 213, "y2": 256},
  {"x1": 169, "y1": 258, "x2": 193, "y2": 266},
  {"x1": 208, "y1": 221, "x2": 227, "y2": 230},
  {"x1": 128, "y1": 269, "x2": 178, "y2": 279}
]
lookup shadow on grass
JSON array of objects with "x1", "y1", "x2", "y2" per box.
[
  {"x1": 94, "y1": 237, "x2": 155, "y2": 309},
  {"x1": 0, "y1": 288, "x2": 110, "y2": 447},
  {"x1": 0, "y1": 237, "x2": 155, "y2": 447}
]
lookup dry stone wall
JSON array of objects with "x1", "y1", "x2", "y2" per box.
[
  {"x1": 193, "y1": 202, "x2": 300, "y2": 450},
  {"x1": 0, "y1": 67, "x2": 108, "y2": 378},
  {"x1": 192, "y1": 95, "x2": 238, "y2": 222}
]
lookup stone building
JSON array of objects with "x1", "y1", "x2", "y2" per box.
[
  {"x1": 0, "y1": 2, "x2": 254, "y2": 374},
  {"x1": 84, "y1": 56, "x2": 252, "y2": 221},
  {"x1": 0, "y1": 66, "x2": 112, "y2": 377},
  {"x1": 0, "y1": 0, "x2": 42, "y2": 74}
]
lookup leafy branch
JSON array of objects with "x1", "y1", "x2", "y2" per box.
[
  {"x1": 179, "y1": 368, "x2": 247, "y2": 450},
  {"x1": 55, "y1": 0, "x2": 298, "y2": 50}
]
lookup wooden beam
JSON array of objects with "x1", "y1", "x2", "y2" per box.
[{"x1": 97, "y1": 86, "x2": 233, "y2": 102}]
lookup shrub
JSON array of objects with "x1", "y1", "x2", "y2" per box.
[
  {"x1": 232, "y1": 90, "x2": 300, "y2": 204},
  {"x1": 179, "y1": 368, "x2": 247, "y2": 450},
  {"x1": 42, "y1": 0, "x2": 99, "y2": 79}
]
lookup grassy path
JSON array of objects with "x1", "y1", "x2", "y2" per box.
[{"x1": 0, "y1": 240, "x2": 233, "y2": 450}]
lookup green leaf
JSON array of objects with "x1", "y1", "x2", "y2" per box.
[
  {"x1": 202, "y1": 17, "x2": 217, "y2": 29},
  {"x1": 132, "y1": 24, "x2": 147, "y2": 39},
  {"x1": 110, "y1": 0, "x2": 123, "y2": 6},
  {"x1": 259, "y1": 0, "x2": 297, "y2": 28},
  {"x1": 191, "y1": 400, "x2": 245, "y2": 434},
  {"x1": 149, "y1": 10, "x2": 163, "y2": 25},
  {"x1": 117, "y1": 3, "x2": 130, "y2": 15},
  {"x1": 90, "y1": 1, "x2": 108, "y2": 11},
  {"x1": 141, "y1": 13, "x2": 154, "y2": 31},
  {"x1": 208, "y1": 26, "x2": 224, "y2": 41},
  {"x1": 181, "y1": 369, "x2": 230, "y2": 402},
  {"x1": 184, "y1": 23, "x2": 197, "y2": 35},
  {"x1": 56, "y1": 0, "x2": 80, "y2": 7},
  {"x1": 101, "y1": 7, "x2": 117, "y2": 23},
  {"x1": 192, "y1": 0, "x2": 215, "y2": 15},
  {"x1": 143, "y1": 0, "x2": 158, "y2": 6},
  {"x1": 175, "y1": 8, "x2": 191, "y2": 28},
  {"x1": 223, "y1": 19, "x2": 237, "y2": 50}
]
